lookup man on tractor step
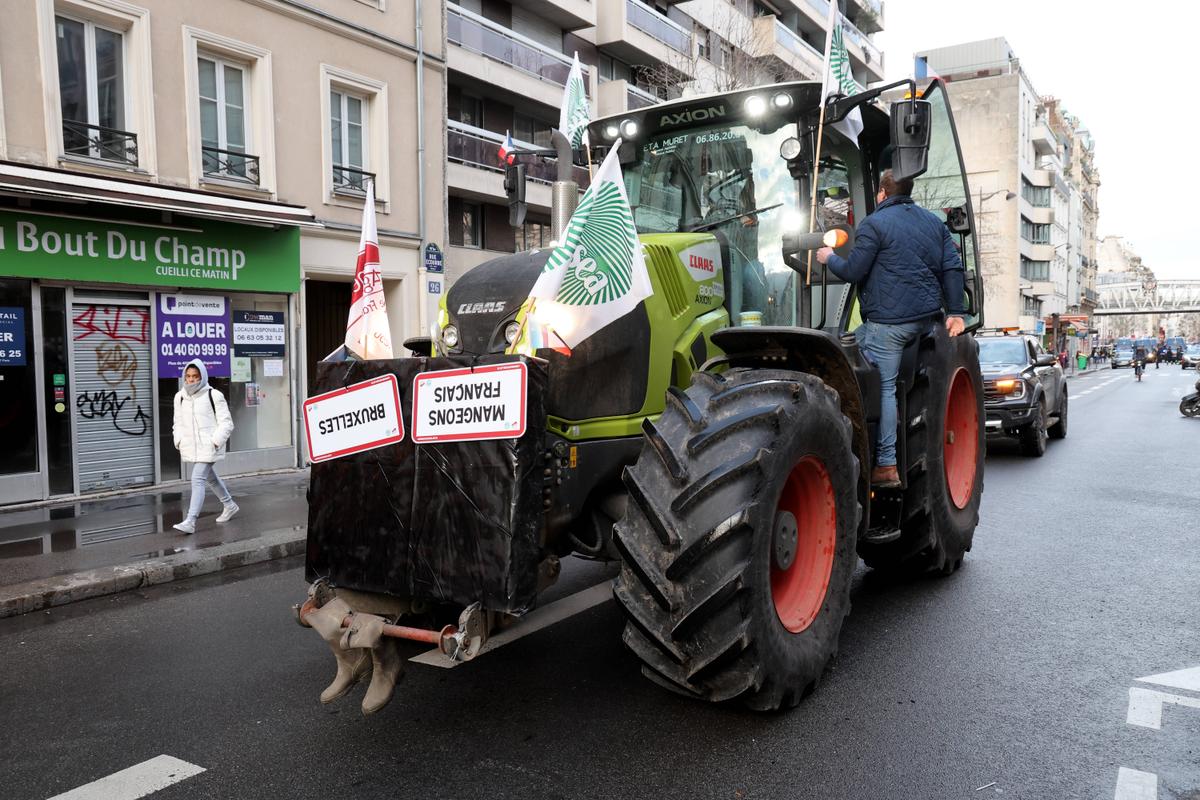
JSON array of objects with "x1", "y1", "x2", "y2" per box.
[{"x1": 816, "y1": 169, "x2": 966, "y2": 488}]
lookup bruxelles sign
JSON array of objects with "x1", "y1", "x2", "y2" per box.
[{"x1": 0, "y1": 210, "x2": 300, "y2": 293}]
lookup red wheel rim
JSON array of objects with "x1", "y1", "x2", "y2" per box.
[
  {"x1": 771, "y1": 457, "x2": 837, "y2": 634},
  {"x1": 944, "y1": 368, "x2": 979, "y2": 510}
]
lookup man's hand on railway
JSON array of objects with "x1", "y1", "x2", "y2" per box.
[
  {"x1": 946, "y1": 316, "x2": 965, "y2": 337},
  {"x1": 815, "y1": 246, "x2": 833, "y2": 265}
]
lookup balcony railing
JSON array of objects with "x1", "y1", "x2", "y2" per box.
[
  {"x1": 448, "y1": 5, "x2": 578, "y2": 89},
  {"x1": 1082, "y1": 287, "x2": 1099, "y2": 303},
  {"x1": 202, "y1": 145, "x2": 261, "y2": 185},
  {"x1": 626, "y1": 0, "x2": 691, "y2": 56},
  {"x1": 62, "y1": 119, "x2": 138, "y2": 166},
  {"x1": 840, "y1": 18, "x2": 881, "y2": 66},
  {"x1": 627, "y1": 83, "x2": 659, "y2": 109},
  {"x1": 447, "y1": 121, "x2": 590, "y2": 188},
  {"x1": 774, "y1": 19, "x2": 824, "y2": 76},
  {"x1": 333, "y1": 165, "x2": 376, "y2": 193}
]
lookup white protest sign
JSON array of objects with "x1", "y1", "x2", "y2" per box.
[
  {"x1": 411, "y1": 362, "x2": 527, "y2": 443},
  {"x1": 303, "y1": 374, "x2": 404, "y2": 463}
]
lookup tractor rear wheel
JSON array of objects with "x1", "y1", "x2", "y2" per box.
[
  {"x1": 614, "y1": 369, "x2": 860, "y2": 710},
  {"x1": 861, "y1": 329, "x2": 984, "y2": 575}
]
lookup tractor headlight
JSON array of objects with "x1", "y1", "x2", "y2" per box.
[
  {"x1": 504, "y1": 320, "x2": 522, "y2": 345},
  {"x1": 743, "y1": 95, "x2": 767, "y2": 117},
  {"x1": 771, "y1": 92, "x2": 793, "y2": 110},
  {"x1": 620, "y1": 119, "x2": 639, "y2": 139},
  {"x1": 779, "y1": 137, "x2": 802, "y2": 160},
  {"x1": 441, "y1": 324, "x2": 460, "y2": 350},
  {"x1": 604, "y1": 123, "x2": 620, "y2": 140}
]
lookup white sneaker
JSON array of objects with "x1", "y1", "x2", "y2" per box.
[
  {"x1": 216, "y1": 502, "x2": 240, "y2": 523},
  {"x1": 173, "y1": 519, "x2": 196, "y2": 534}
]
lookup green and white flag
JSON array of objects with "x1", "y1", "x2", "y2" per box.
[
  {"x1": 559, "y1": 53, "x2": 590, "y2": 150},
  {"x1": 526, "y1": 140, "x2": 652, "y2": 348},
  {"x1": 821, "y1": 5, "x2": 864, "y2": 146}
]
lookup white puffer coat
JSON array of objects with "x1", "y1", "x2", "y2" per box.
[{"x1": 172, "y1": 359, "x2": 235, "y2": 463}]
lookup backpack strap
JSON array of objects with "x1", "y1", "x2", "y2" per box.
[{"x1": 208, "y1": 388, "x2": 216, "y2": 414}]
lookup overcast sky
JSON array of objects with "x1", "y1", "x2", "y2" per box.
[{"x1": 875, "y1": 1, "x2": 1197, "y2": 280}]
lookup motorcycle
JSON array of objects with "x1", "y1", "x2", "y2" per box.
[
  {"x1": 1134, "y1": 359, "x2": 1144, "y2": 382},
  {"x1": 1181, "y1": 376, "x2": 1200, "y2": 417}
]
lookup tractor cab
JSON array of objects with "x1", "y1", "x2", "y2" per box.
[{"x1": 586, "y1": 78, "x2": 985, "y2": 338}]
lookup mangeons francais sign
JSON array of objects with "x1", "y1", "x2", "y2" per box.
[
  {"x1": 411, "y1": 362, "x2": 527, "y2": 443},
  {"x1": 0, "y1": 210, "x2": 300, "y2": 293}
]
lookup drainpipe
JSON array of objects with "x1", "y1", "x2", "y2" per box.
[{"x1": 415, "y1": 0, "x2": 430, "y2": 337}]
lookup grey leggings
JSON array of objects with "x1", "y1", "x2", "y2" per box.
[{"x1": 187, "y1": 462, "x2": 231, "y2": 521}]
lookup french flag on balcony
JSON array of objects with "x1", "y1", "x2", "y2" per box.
[{"x1": 498, "y1": 130, "x2": 516, "y2": 165}]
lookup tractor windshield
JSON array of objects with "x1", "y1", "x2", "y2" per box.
[{"x1": 623, "y1": 122, "x2": 804, "y2": 326}]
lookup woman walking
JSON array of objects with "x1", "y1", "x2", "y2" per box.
[{"x1": 172, "y1": 359, "x2": 238, "y2": 534}]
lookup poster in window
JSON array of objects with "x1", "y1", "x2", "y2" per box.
[{"x1": 232, "y1": 310, "x2": 286, "y2": 358}]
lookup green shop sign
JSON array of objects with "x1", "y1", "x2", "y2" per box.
[{"x1": 0, "y1": 210, "x2": 300, "y2": 293}]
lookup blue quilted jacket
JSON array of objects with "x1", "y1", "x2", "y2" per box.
[{"x1": 826, "y1": 195, "x2": 966, "y2": 324}]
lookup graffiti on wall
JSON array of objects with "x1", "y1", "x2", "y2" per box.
[{"x1": 73, "y1": 305, "x2": 151, "y2": 436}]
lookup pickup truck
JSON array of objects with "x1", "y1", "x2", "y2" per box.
[{"x1": 977, "y1": 333, "x2": 1067, "y2": 457}]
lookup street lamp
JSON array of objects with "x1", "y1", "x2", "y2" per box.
[{"x1": 979, "y1": 189, "x2": 1016, "y2": 204}]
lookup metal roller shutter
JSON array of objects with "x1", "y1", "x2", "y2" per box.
[{"x1": 72, "y1": 302, "x2": 155, "y2": 492}]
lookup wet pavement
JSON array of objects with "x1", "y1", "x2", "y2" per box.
[{"x1": 0, "y1": 471, "x2": 309, "y2": 589}]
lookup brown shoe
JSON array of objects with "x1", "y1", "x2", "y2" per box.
[{"x1": 871, "y1": 465, "x2": 901, "y2": 488}]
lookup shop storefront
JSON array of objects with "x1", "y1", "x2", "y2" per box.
[{"x1": 0, "y1": 206, "x2": 306, "y2": 504}]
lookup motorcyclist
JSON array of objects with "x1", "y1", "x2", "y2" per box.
[{"x1": 1134, "y1": 345, "x2": 1147, "y2": 379}]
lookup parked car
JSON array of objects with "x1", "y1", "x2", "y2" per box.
[
  {"x1": 1182, "y1": 346, "x2": 1200, "y2": 370},
  {"x1": 978, "y1": 333, "x2": 1067, "y2": 457}
]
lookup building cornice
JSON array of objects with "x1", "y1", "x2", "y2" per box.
[{"x1": 241, "y1": 0, "x2": 447, "y2": 67}]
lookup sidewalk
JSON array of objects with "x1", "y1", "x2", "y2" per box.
[{"x1": 0, "y1": 470, "x2": 310, "y2": 619}]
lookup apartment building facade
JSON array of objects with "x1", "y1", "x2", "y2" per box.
[
  {"x1": 915, "y1": 38, "x2": 1101, "y2": 336},
  {"x1": 444, "y1": 0, "x2": 885, "y2": 284},
  {"x1": 0, "y1": 0, "x2": 445, "y2": 505}
]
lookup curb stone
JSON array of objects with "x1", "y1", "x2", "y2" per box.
[{"x1": 0, "y1": 527, "x2": 306, "y2": 619}]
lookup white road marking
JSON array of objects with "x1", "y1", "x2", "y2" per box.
[
  {"x1": 1113, "y1": 767, "x2": 1157, "y2": 800},
  {"x1": 1136, "y1": 665, "x2": 1200, "y2": 693},
  {"x1": 47, "y1": 755, "x2": 205, "y2": 800},
  {"x1": 410, "y1": 581, "x2": 612, "y2": 668},
  {"x1": 1126, "y1": 686, "x2": 1200, "y2": 730}
]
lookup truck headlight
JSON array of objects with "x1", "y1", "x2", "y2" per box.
[{"x1": 504, "y1": 320, "x2": 521, "y2": 345}]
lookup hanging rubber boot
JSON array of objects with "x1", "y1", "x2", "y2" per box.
[
  {"x1": 306, "y1": 598, "x2": 372, "y2": 704},
  {"x1": 361, "y1": 638, "x2": 403, "y2": 715},
  {"x1": 341, "y1": 613, "x2": 404, "y2": 715}
]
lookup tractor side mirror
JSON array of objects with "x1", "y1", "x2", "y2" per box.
[
  {"x1": 889, "y1": 100, "x2": 931, "y2": 182},
  {"x1": 504, "y1": 164, "x2": 527, "y2": 227}
]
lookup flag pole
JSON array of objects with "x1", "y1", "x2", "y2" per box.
[{"x1": 806, "y1": 2, "x2": 840, "y2": 293}]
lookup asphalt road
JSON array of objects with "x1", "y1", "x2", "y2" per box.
[{"x1": 2, "y1": 366, "x2": 1198, "y2": 800}]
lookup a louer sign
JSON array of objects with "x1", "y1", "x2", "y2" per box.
[{"x1": 0, "y1": 210, "x2": 300, "y2": 293}]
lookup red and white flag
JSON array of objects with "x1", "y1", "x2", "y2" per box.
[{"x1": 345, "y1": 181, "x2": 393, "y2": 359}]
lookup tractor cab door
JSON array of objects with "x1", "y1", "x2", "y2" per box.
[{"x1": 911, "y1": 80, "x2": 984, "y2": 332}]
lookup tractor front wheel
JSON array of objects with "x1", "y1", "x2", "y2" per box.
[{"x1": 613, "y1": 369, "x2": 861, "y2": 710}]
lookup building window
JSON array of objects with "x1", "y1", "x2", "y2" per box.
[
  {"x1": 518, "y1": 219, "x2": 552, "y2": 250},
  {"x1": 1021, "y1": 294, "x2": 1042, "y2": 316},
  {"x1": 198, "y1": 55, "x2": 257, "y2": 183},
  {"x1": 513, "y1": 113, "x2": 551, "y2": 148},
  {"x1": 1021, "y1": 176, "x2": 1050, "y2": 207},
  {"x1": 449, "y1": 198, "x2": 482, "y2": 249},
  {"x1": 1020, "y1": 257, "x2": 1050, "y2": 281},
  {"x1": 56, "y1": 14, "x2": 136, "y2": 165},
  {"x1": 1020, "y1": 216, "x2": 1051, "y2": 244},
  {"x1": 457, "y1": 93, "x2": 483, "y2": 128},
  {"x1": 330, "y1": 89, "x2": 369, "y2": 191}
]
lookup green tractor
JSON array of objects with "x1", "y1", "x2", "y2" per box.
[{"x1": 299, "y1": 78, "x2": 985, "y2": 713}]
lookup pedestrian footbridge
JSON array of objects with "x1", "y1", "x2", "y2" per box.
[{"x1": 1094, "y1": 279, "x2": 1200, "y2": 315}]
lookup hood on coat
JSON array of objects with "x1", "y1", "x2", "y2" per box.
[{"x1": 182, "y1": 358, "x2": 209, "y2": 395}]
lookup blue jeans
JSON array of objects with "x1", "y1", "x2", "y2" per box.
[
  {"x1": 855, "y1": 319, "x2": 929, "y2": 467},
  {"x1": 187, "y1": 462, "x2": 231, "y2": 521}
]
